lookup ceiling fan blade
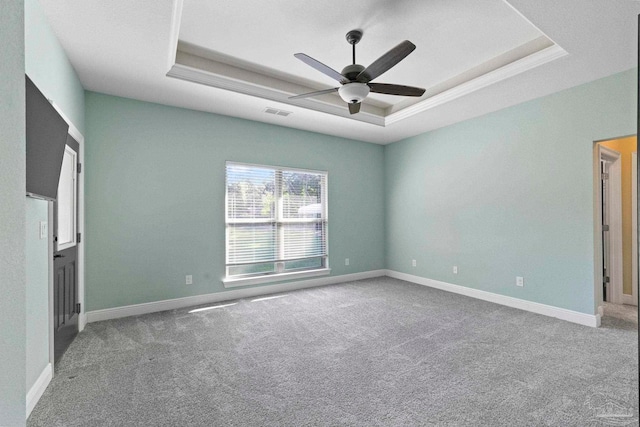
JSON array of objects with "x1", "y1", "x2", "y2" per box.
[
  {"x1": 289, "y1": 87, "x2": 339, "y2": 100},
  {"x1": 294, "y1": 53, "x2": 346, "y2": 83},
  {"x1": 368, "y1": 83, "x2": 425, "y2": 97},
  {"x1": 356, "y1": 41, "x2": 416, "y2": 83},
  {"x1": 348, "y1": 102, "x2": 361, "y2": 115}
]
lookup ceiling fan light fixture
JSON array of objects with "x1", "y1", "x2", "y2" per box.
[
  {"x1": 338, "y1": 83, "x2": 370, "y2": 104},
  {"x1": 291, "y1": 31, "x2": 423, "y2": 114}
]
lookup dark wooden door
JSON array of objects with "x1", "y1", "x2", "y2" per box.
[{"x1": 53, "y1": 134, "x2": 80, "y2": 364}]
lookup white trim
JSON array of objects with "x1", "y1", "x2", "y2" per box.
[
  {"x1": 225, "y1": 160, "x2": 328, "y2": 176},
  {"x1": 386, "y1": 270, "x2": 600, "y2": 328},
  {"x1": 384, "y1": 44, "x2": 568, "y2": 125},
  {"x1": 26, "y1": 363, "x2": 52, "y2": 418},
  {"x1": 599, "y1": 145, "x2": 623, "y2": 304},
  {"x1": 223, "y1": 268, "x2": 331, "y2": 288},
  {"x1": 167, "y1": 63, "x2": 385, "y2": 126},
  {"x1": 593, "y1": 144, "x2": 603, "y2": 311},
  {"x1": 168, "y1": 40, "x2": 566, "y2": 127},
  {"x1": 609, "y1": 152, "x2": 623, "y2": 304},
  {"x1": 166, "y1": 0, "x2": 183, "y2": 71},
  {"x1": 47, "y1": 201, "x2": 55, "y2": 372},
  {"x1": 79, "y1": 312, "x2": 87, "y2": 330},
  {"x1": 631, "y1": 152, "x2": 638, "y2": 306},
  {"x1": 86, "y1": 270, "x2": 386, "y2": 323},
  {"x1": 86, "y1": 270, "x2": 600, "y2": 327},
  {"x1": 66, "y1": 116, "x2": 86, "y2": 332}
]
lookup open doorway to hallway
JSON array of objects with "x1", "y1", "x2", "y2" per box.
[{"x1": 595, "y1": 136, "x2": 638, "y2": 323}]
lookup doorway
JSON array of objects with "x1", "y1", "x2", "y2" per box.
[
  {"x1": 53, "y1": 134, "x2": 80, "y2": 364},
  {"x1": 595, "y1": 136, "x2": 638, "y2": 317}
]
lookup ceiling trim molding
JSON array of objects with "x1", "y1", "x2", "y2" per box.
[
  {"x1": 168, "y1": 42, "x2": 567, "y2": 128},
  {"x1": 166, "y1": 63, "x2": 386, "y2": 126},
  {"x1": 166, "y1": 0, "x2": 184, "y2": 72},
  {"x1": 385, "y1": 44, "x2": 568, "y2": 125}
]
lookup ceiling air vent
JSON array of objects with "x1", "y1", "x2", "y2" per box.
[{"x1": 264, "y1": 107, "x2": 292, "y2": 117}]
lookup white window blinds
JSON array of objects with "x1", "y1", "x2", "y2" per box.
[{"x1": 225, "y1": 162, "x2": 328, "y2": 278}]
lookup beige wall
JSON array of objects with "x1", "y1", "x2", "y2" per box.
[{"x1": 599, "y1": 136, "x2": 637, "y2": 296}]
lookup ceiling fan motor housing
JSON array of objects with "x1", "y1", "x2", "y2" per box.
[
  {"x1": 338, "y1": 83, "x2": 370, "y2": 104},
  {"x1": 341, "y1": 64, "x2": 365, "y2": 81}
]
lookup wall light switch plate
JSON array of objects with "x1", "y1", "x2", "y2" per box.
[
  {"x1": 412, "y1": 259, "x2": 417, "y2": 267},
  {"x1": 516, "y1": 276, "x2": 524, "y2": 287},
  {"x1": 186, "y1": 275, "x2": 193, "y2": 285},
  {"x1": 345, "y1": 258, "x2": 349, "y2": 266},
  {"x1": 39, "y1": 221, "x2": 47, "y2": 240},
  {"x1": 453, "y1": 266, "x2": 458, "y2": 274}
]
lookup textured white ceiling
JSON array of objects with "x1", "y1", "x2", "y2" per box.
[
  {"x1": 38, "y1": 0, "x2": 640, "y2": 144},
  {"x1": 179, "y1": 0, "x2": 543, "y2": 105}
]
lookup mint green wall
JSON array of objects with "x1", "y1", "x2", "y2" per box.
[
  {"x1": 385, "y1": 69, "x2": 637, "y2": 315},
  {"x1": 23, "y1": 0, "x2": 85, "y2": 401},
  {"x1": 0, "y1": 0, "x2": 26, "y2": 424},
  {"x1": 25, "y1": 0, "x2": 84, "y2": 133},
  {"x1": 85, "y1": 92, "x2": 385, "y2": 311},
  {"x1": 25, "y1": 199, "x2": 49, "y2": 389}
]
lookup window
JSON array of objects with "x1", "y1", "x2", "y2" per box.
[
  {"x1": 56, "y1": 145, "x2": 78, "y2": 251},
  {"x1": 224, "y1": 162, "x2": 329, "y2": 286}
]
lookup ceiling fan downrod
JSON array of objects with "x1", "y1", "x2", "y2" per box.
[{"x1": 346, "y1": 29, "x2": 363, "y2": 65}]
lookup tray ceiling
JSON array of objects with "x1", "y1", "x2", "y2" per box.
[
  {"x1": 170, "y1": 0, "x2": 565, "y2": 125},
  {"x1": 38, "y1": 0, "x2": 640, "y2": 144}
]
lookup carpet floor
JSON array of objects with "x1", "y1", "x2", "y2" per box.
[{"x1": 28, "y1": 277, "x2": 638, "y2": 426}]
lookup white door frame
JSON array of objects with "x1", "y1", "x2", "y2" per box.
[
  {"x1": 595, "y1": 144, "x2": 623, "y2": 307},
  {"x1": 626, "y1": 152, "x2": 638, "y2": 306},
  {"x1": 48, "y1": 103, "x2": 85, "y2": 372}
]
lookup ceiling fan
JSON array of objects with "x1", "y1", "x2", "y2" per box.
[{"x1": 289, "y1": 29, "x2": 426, "y2": 114}]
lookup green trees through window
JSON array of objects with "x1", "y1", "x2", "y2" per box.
[{"x1": 225, "y1": 163, "x2": 328, "y2": 279}]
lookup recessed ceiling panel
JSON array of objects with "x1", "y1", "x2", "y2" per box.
[{"x1": 179, "y1": 0, "x2": 546, "y2": 106}]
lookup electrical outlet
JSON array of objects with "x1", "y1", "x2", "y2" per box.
[
  {"x1": 186, "y1": 275, "x2": 193, "y2": 285},
  {"x1": 345, "y1": 258, "x2": 349, "y2": 266},
  {"x1": 516, "y1": 276, "x2": 524, "y2": 287},
  {"x1": 453, "y1": 266, "x2": 458, "y2": 274},
  {"x1": 412, "y1": 259, "x2": 417, "y2": 267}
]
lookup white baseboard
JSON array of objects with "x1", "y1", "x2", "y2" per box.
[
  {"x1": 85, "y1": 269, "x2": 601, "y2": 328},
  {"x1": 386, "y1": 270, "x2": 600, "y2": 328},
  {"x1": 622, "y1": 294, "x2": 638, "y2": 306},
  {"x1": 26, "y1": 363, "x2": 52, "y2": 419},
  {"x1": 79, "y1": 312, "x2": 87, "y2": 331},
  {"x1": 86, "y1": 270, "x2": 386, "y2": 323}
]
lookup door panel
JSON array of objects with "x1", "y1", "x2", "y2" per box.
[{"x1": 53, "y1": 134, "x2": 80, "y2": 364}]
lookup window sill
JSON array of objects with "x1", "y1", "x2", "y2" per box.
[{"x1": 222, "y1": 268, "x2": 331, "y2": 288}]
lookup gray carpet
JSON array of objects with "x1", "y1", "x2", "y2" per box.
[
  {"x1": 603, "y1": 301, "x2": 639, "y2": 325},
  {"x1": 28, "y1": 277, "x2": 639, "y2": 426}
]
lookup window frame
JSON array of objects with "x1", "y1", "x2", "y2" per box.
[{"x1": 223, "y1": 162, "x2": 330, "y2": 287}]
